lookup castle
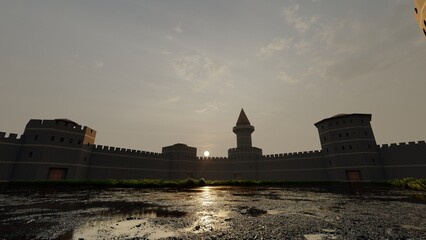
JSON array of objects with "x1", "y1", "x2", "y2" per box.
[{"x1": 1, "y1": 109, "x2": 425, "y2": 181}]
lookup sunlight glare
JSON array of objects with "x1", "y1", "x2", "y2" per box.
[{"x1": 203, "y1": 151, "x2": 210, "y2": 157}]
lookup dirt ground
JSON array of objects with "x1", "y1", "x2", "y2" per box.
[{"x1": 0, "y1": 184, "x2": 425, "y2": 240}]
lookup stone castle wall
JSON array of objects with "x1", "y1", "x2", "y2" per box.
[
  {"x1": 380, "y1": 141, "x2": 426, "y2": 179},
  {"x1": 0, "y1": 132, "x2": 22, "y2": 180},
  {"x1": 1, "y1": 116, "x2": 426, "y2": 181}
]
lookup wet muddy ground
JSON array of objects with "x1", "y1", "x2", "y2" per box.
[{"x1": 0, "y1": 185, "x2": 426, "y2": 240}]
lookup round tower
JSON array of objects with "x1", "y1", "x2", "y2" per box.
[
  {"x1": 12, "y1": 119, "x2": 96, "y2": 180},
  {"x1": 233, "y1": 108, "x2": 255, "y2": 148},
  {"x1": 314, "y1": 113, "x2": 384, "y2": 180}
]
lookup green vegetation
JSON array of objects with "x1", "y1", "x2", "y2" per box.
[
  {"x1": 386, "y1": 178, "x2": 426, "y2": 191},
  {"x1": 1, "y1": 178, "x2": 425, "y2": 191},
  {"x1": 3, "y1": 178, "x2": 335, "y2": 188}
]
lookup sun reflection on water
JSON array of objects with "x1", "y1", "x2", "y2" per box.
[
  {"x1": 187, "y1": 186, "x2": 231, "y2": 233},
  {"x1": 200, "y1": 186, "x2": 214, "y2": 206}
]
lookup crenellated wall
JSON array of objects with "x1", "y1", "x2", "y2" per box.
[
  {"x1": 259, "y1": 150, "x2": 325, "y2": 181},
  {"x1": 379, "y1": 141, "x2": 426, "y2": 179},
  {"x1": 1, "y1": 116, "x2": 426, "y2": 181},
  {"x1": 10, "y1": 118, "x2": 97, "y2": 180},
  {"x1": 0, "y1": 132, "x2": 23, "y2": 144},
  {"x1": 0, "y1": 132, "x2": 23, "y2": 180},
  {"x1": 195, "y1": 157, "x2": 233, "y2": 180},
  {"x1": 92, "y1": 145, "x2": 164, "y2": 158},
  {"x1": 25, "y1": 119, "x2": 87, "y2": 133},
  {"x1": 88, "y1": 145, "x2": 168, "y2": 179}
]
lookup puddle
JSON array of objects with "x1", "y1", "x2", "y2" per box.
[
  {"x1": 237, "y1": 206, "x2": 267, "y2": 216},
  {"x1": 267, "y1": 209, "x2": 284, "y2": 215},
  {"x1": 400, "y1": 224, "x2": 425, "y2": 231},
  {"x1": 1, "y1": 186, "x2": 425, "y2": 239},
  {"x1": 73, "y1": 206, "x2": 187, "y2": 240},
  {"x1": 74, "y1": 218, "x2": 177, "y2": 240},
  {"x1": 304, "y1": 233, "x2": 337, "y2": 240}
]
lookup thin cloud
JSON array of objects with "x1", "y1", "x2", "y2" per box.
[
  {"x1": 281, "y1": 5, "x2": 319, "y2": 34},
  {"x1": 173, "y1": 54, "x2": 228, "y2": 92},
  {"x1": 294, "y1": 38, "x2": 312, "y2": 55},
  {"x1": 194, "y1": 108, "x2": 207, "y2": 114},
  {"x1": 194, "y1": 102, "x2": 220, "y2": 114},
  {"x1": 94, "y1": 60, "x2": 104, "y2": 69},
  {"x1": 258, "y1": 38, "x2": 292, "y2": 60},
  {"x1": 277, "y1": 71, "x2": 300, "y2": 84},
  {"x1": 314, "y1": 1, "x2": 422, "y2": 83},
  {"x1": 160, "y1": 96, "x2": 181, "y2": 104},
  {"x1": 174, "y1": 24, "x2": 183, "y2": 33}
]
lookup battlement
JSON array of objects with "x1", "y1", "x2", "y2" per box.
[
  {"x1": 25, "y1": 119, "x2": 95, "y2": 135},
  {"x1": 380, "y1": 141, "x2": 426, "y2": 149},
  {"x1": 196, "y1": 156, "x2": 229, "y2": 161},
  {"x1": 0, "y1": 132, "x2": 23, "y2": 144},
  {"x1": 228, "y1": 147, "x2": 262, "y2": 153},
  {"x1": 93, "y1": 144, "x2": 164, "y2": 158},
  {"x1": 162, "y1": 143, "x2": 197, "y2": 152},
  {"x1": 262, "y1": 150, "x2": 322, "y2": 160}
]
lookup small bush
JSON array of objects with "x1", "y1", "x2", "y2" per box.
[{"x1": 387, "y1": 178, "x2": 426, "y2": 191}]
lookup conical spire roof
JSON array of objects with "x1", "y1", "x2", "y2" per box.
[{"x1": 236, "y1": 108, "x2": 251, "y2": 126}]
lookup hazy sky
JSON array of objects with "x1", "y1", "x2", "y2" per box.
[{"x1": 0, "y1": 0, "x2": 425, "y2": 157}]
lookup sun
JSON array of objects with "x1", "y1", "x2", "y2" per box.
[{"x1": 203, "y1": 151, "x2": 210, "y2": 157}]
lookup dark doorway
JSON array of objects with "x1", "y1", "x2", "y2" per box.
[
  {"x1": 346, "y1": 170, "x2": 362, "y2": 181},
  {"x1": 47, "y1": 168, "x2": 68, "y2": 180}
]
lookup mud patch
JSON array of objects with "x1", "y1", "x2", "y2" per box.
[
  {"x1": 237, "y1": 206, "x2": 267, "y2": 217},
  {"x1": 1, "y1": 186, "x2": 426, "y2": 239}
]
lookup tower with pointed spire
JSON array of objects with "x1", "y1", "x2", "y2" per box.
[
  {"x1": 233, "y1": 109, "x2": 255, "y2": 148},
  {"x1": 228, "y1": 108, "x2": 263, "y2": 179}
]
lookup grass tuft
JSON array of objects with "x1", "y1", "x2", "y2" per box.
[
  {"x1": 1, "y1": 178, "x2": 425, "y2": 191},
  {"x1": 386, "y1": 178, "x2": 426, "y2": 191}
]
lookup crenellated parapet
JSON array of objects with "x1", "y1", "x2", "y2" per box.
[
  {"x1": 92, "y1": 144, "x2": 164, "y2": 159},
  {"x1": 0, "y1": 132, "x2": 23, "y2": 144},
  {"x1": 22, "y1": 119, "x2": 96, "y2": 145},
  {"x1": 380, "y1": 141, "x2": 426, "y2": 149},
  {"x1": 196, "y1": 156, "x2": 229, "y2": 161},
  {"x1": 262, "y1": 150, "x2": 323, "y2": 160},
  {"x1": 25, "y1": 119, "x2": 90, "y2": 133},
  {"x1": 162, "y1": 143, "x2": 197, "y2": 152},
  {"x1": 228, "y1": 147, "x2": 262, "y2": 153}
]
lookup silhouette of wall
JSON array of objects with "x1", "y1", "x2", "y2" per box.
[
  {"x1": 1, "y1": 114, "x2": 425, "y2": 181},
  {"x1": 0, "y1": 132, "x2": 22, "y2": 180},
  {"x1": 314, "y1": 114, "x2": 385, "y2": 181},
  {"x1": 259, "y1": 150, "x2": 326, "y2": 180},
  {"x1": 380, "y1": 141, "x2": 426, "y2": 179},
  {"x1": 9, "y1": 119, "x2": 95, "y2": 180},
  {"x1": 87, "y1": 145, "x2": 168, "y2": 179}
]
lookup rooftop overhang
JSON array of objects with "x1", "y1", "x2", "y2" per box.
[{"x1": 314, "y1": 113, "x2": 372, "y2": 127}]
